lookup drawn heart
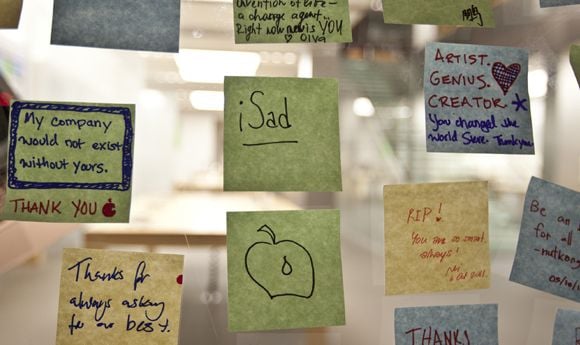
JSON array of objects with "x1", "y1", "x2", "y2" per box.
[
  {"x1": 284, "y1": 34, "x2": 293, "y2": 43},
  {"x1": 491, "y1": 62, "x2": 521, "y2": 95}
]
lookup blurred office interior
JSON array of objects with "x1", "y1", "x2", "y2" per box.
[{"x1": 0, "y1": 0, "x2": 579, "y2": 344}]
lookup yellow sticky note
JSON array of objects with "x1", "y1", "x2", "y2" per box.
[
  {"x1": 0, "y1": 0, "x2": 23, "y2": 28},
  {"x1": 56, "y1": 248, "x2": 184, "y2": 345},
  {"x1": 384, "y1": 181, "x2": 490, "y2": 295}
]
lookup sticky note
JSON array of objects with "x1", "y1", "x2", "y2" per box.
[
  {"x1": 2, "y1": 101, "x2": 134, "y2": 223},
  {"x1": 56, "y1": 248, "x2": 184, "y2": 345},
  {"x1": 0, "y1": 0, "x2": 23, "y2": 28},
  {"x1": 509, "y1": 177, "x2": 580, "y2": 302},
  {"x1": 224, "y1": 76, "x2": 342, "y2": 191},
  {"x1": 395, "y1": 304, "x2": 499, "y2": 345},
  {"x1": 540, "y1": 0, "x2": 580, "y2": 7},
  {"x1": 571, "y1": 45, "x2": 580, "y2": 88},
  {"x1": 233, "y1": 0, "x2": 352, "y2": 44},
  {"x1": 382, "y1": 0, "x2": 494, "y2": 27},
  {"x1": 227, "y1": 210, "x2": 345, "y2": 331},
  {"x1": 424, "y1": 42, "x2": 534, "y2": 154},
  {"x1": 51, "y1": 0, "x2": 180, "y2": 52},
  {"x1": 384, "y1": 181, "x2": 490, "y2": 295},
  {"x1": 552, "y1": 309, "x2": 580, "y2": 345}
]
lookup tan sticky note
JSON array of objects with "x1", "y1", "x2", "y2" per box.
[
  {"x1": 0, "y1": 0, "x2": 23, "y2": 28},
  {"x1": 56, "y1": 248, "x2": 184, "y2": 345},
  {"x1": 384, "y1": 181, "x2": 490, "y2": 295}
]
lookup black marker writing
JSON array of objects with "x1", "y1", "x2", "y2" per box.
[
  {"x1": 67, "y1": 257, "x2": 125, "y2": 283},
  {"x1": 133, "y1": 261, "x2": 151, "y2": 291}
]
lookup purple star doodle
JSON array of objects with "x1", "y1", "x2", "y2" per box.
[{"x1": 511, "y1": 93, "x2": 528, "y2": 112}]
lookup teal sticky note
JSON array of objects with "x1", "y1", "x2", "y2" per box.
[
  {"x1": 510, "y1": 177, "x2": 580, "y2": 302},
  {"x1": 571, "y1": 45, "x2": 580, "y2": 88},
  {"x1": 541, "y1": 0, "x2": 579, "y2": 7},
  {"x1": 227, "y1": 210, "x2": 345, "y2": 331},
  {"x1": 233, "y1": 0, "x2": 352, "y2": 44},
  {"x1": 552, "y1": 309, "x2": 580, "y2": 345},
  {"x1": 51, "y1": 0, "x2": 180, "y2": 52},
  {"x1": 395, "y1": 304, "x2": 499, "y2": 345},
  {"x1": 424, "y1": 42, "x2": 534, "y2": 154},
  {"x1": 383, "y1": 0, "x2": 495, "y2": 27},
  {"x1": 224, "y1": 76, "x2": 342, "y2": 191},
  {"x1": 1, "y1": 101, "x2": 134, "y2": 223}
]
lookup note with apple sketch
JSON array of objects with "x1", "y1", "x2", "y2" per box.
[
  {"x1": 424, "y1": 42, "x2": 534, "y2": 154},
  {"x1": 245, "y1": 224, "x2": 315, "y2": 299},
  {"x1": 552, "y1": 309, "x2": 580, "y2": 345},
  {"x1": 227, "y1": 210, "x2": 345, "y2": 331},
  {"x1": 223, "y1": 76, "x2": 342, "y2": 191},
  {"x1": 1, "y1": 101, "x2": 134, "y2": 223}
]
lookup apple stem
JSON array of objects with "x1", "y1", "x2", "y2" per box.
[{"x1": 257, "y1": 224, "x2": 277, "y2": 243}]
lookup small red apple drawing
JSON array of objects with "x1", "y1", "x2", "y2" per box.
[
  {"x1": 102, "y1": 198, "x2": 116, "y2": 217},
  {"x1": 244, "y1": 224, "x2": 315, "y2": 299}
]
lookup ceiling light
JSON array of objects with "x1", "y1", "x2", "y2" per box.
[
  {"x1": 190, "y1": 90, "x2": 224, "y2": 111},
  {"x1": 175, "y1": 50, "x2": 260, "y2": 84},
  {"x1": 528, "y1": 69, "x2": 548, "y2": 99},
  {"x1": 353, "y1": 97, "x2": 375, "y2": 117}
]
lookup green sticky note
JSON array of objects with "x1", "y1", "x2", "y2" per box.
[
  {"x1": 2, "y1": 101, "x2": 134, "y2": 223},
  {"x1": 0, "y1": 0, "x2": 23, "y2": 28},
  {"x1": 227, "y1": 210, "x2": 345, "y2": 331},
  {"x1": 382, "y1": 0, "x2": 495, "y2": 27},
  {"x1": 224, "y1": 76, "x2": 342, "y2": 191},
  {"x1": 233, "y1": 0, "x2": 352, "y2": 44},
  {"x1": 571, "y1": 45, "x2": 580, "y2": 88}
]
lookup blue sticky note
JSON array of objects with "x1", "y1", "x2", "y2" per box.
[
  {"x1": 51, "y1": 0, "x2": 180, "y2": 52},
  {"x1": 552, "y1": 309, "x2": 580, "y2": 345},
  {"x1": 510, "y1": 177, "x2": 580, "y2": 302},
  {"x1": 424, "y1": 42, "x2": 534, "y2": 154},
  {"x1": 395, "y1": 304, "x2": 498, "y2": 345},
  {"x1": 540, "y1": 0, "x2": 579, "y2": 7}
]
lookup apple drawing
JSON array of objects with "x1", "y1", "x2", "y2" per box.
[
  {"x1": 101, "y1": 198, "x2": 116, "y2": 217},
  {"x1": 244, "y1": 224, "x2": 315, "y2": 299}
]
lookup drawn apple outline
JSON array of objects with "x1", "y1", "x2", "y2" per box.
[
  {"x1": 101, "y1": 198, "x2": 116, "y2": 217},
  {"x1": 244, "y1": 224, "x2": 315, "y2": 299}
]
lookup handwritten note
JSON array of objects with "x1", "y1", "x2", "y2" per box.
[
  {"x1": 540, "y1": 0, "x2": 580, "y2": 7},
  {"x1": 395, "y1": 304, "x2": 498, "y2": 345},
  {"x1": 571, "y1": 45, "x2": 580, "y2": 88},
  {"x1": 2, "y1": 101, "x2": 134, "y2": 223},
  {"x1": 227, "y1": 210, "x2": 345, "y2": 331},
  {"x1": 382, "y1": 0, "x2": 495, "y2": 27},
  {"x1": 384, "y1": 181, "x2": 490, "y2": 295},
  {"x1": 552, "y1": 309, "x2": 580, "y2": 345},
  {"x1": 510, "y1": 177, "x2": 580, "y2": 302},
  {"x1": 233, "y1": 0, "x2": 351, "y2": 43},
  {"x1": 56, "y1": 248, "x2": 184, "y2": 345},
  {"x1": 51, "y1": 0, "x2": 180, "y2": 52},
  {"x1": 224, "y1": 76, "x2": 342, "y2": 191},
  {"x1": 0, "y1": 0, "x2": 23, "y2": 28},
  {"x1": 424, "y1": 42, "x2": 534, "y2": 154}
]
